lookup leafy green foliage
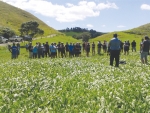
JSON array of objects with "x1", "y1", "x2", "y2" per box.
[
  {"x1": 19, "y1": 21, "x2": 44, "y2": 38},
  {"x1": 0, "y1": 52, "x2": 150, "y2": 112},
  {"x1": 59, "y1": 27, "x2": 105, "y2": 39},
  {"x1": 0, "y1": 27, "x2": 15, "y2": 38}
]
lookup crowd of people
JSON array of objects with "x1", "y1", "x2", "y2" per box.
[
  {"x1": 8, "y1": 34, "x2": 150, "y2": 67},
  {"x1": 8, "y1": 39, "x2": 138, "y2": 59},
  {"x1": 24, "y1": 39, "x2": 138, "y2": 59},
  {"x1": 25, "y1": 41, "x2": 108, "y2": 58}
]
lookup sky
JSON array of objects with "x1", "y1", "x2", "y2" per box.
[{"x1": 2, "y1": 0, "x2": 150, "y2": 32}]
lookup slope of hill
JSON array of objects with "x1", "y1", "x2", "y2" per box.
[
  {"x1": 90, "y1": 23, "x2": 150, "y2": 45},
  {"x1": 90, "y1": 32, "x2": 142, "y2": 47},
  {"x1": 0, "y1": 1, "x2": 59, "y2": 36},
  {"x1": 124, "y1": 23, "x2": 150, "y2": 36}
]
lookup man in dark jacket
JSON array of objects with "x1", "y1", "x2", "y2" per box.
[
  {"x1": 140, "y1": 36, "x2": 150, "y2": 64},
  {"x1": 109, "y1": 33, "x2": 121, "y2": 67}
]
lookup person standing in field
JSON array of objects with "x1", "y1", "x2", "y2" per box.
[
  {"x1": 16, "y1": 43, "x2": 20, "y2": 58},
  {"x1": 131, "y1": 40, "x2": 136, "y2": 52},
  {"x1": 50, "y1": 43, "x2": 57, "y2": 58},
  {"x1": 65, "y1": 42, "x2": 69, "y2": 57},
  {"x1": 109, "y1": 33, "x2": 121, "y2": 67},
  {"x1": 28, "y1": 42, "x2": 33, "y2": 58},
  {"x1": 68, "y1": 43, "x2": 74, "y2": 57},
  {"x1": 86, "y1": 42, "x2": 90, "y2": 57},
  {"x1": 45, "y1": 42, "x2": 50, "y2": 57},
  {"x1": 82, "y1": 41, "x2": 86, "y2": 53},
  {"x1": 33, "y1": 45, "x2": 38, "y2": 58},
  {"x1": 102, "y1": 41, "x2": 107, "y2": 53},
  {"x1": 37, "y1": 43, "x2": 43, "y2": 58},
  {"x1": 140, "y1": 36, "x2": 150, "y2": 64},
  {"x1": 54, "y1": 43, "x2": 58, "y2": 58},
  {"x1": 79, "y1": 43, "x2": 82, "y2": 57},
  {"x1": 97, "y1": 41, "x2": 102, "y2": 55},
  {"x1": 9, "y1": 43, "x2": 17, "y2": 59},
  {"x1": 120, "y1": 41, "x2": 124, "y2": 53},
  {"x1": 126, "y1": 40, "x2": 130, "y2": 54},
  {"x1": 57, "y1": 42, "x2": 61, "y2": 58},
  {"x1": 124, "y1": 41, "x2": 129, "y2": 55},
  {"x1": 60, "y1": 43, "x2": 66, "y2": 58},
  {"x1": 92, "y1": 42, "x2": 95, "y2": 55}
]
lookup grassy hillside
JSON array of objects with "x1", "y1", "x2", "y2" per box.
[
  {"x1": 0, "y1": 1, "x2": 59, "y2": 36},
  {"x1": 90, "y1": 32, "x2": 143, "y2": 50},
  {"x1": 90, "y1": 32, "x2": 142, "y2": 42},
  {"x1": 90, "y1": 23, "x2": 150, "y2": 48},
  {"x1": 60, "y1": 31, "x2": 85, "y2": 37},
  {"x1": 125, "y1": 23, "x2": 150, "y2": 36}
]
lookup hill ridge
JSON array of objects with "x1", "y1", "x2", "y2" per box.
[{"x1": 0, "y1": 1, "x2": 59, "y2": 36}]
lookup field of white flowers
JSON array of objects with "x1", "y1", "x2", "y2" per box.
[{"x1": 0, "y1": 53, "x2": 150, "y2": 112}]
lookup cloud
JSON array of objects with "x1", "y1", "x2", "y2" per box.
[
  {"x1": 102, "y1": 25, "x2": 106, "y2": 27},
  {"x1": 141, "y1": 4, "x2": 150, "y2": 10},
  {"x1": 86, "y1": 24, "x2": 93, "y2": 28},
  {"x1": 117, "y1": 25, "x2": 126, "y2": 28},
  {"x1": 3, "y1": 0, "x2": 119, "y2": 22}
]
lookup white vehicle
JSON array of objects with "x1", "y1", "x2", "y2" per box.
[
  {"x1": 9, "y1": 36, "x2": 23, "y2": 42},
  {"x1": 0, "y1": 36, "x2": 8, "y2": 43}
]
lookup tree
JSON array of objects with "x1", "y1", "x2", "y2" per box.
[
  {"x1": 80, "y1": 32, "x2": 91, "y2": 42},
  {"x1": 0, "y1": 27, "x2": 15, "y2": 39},
  {"x1": 19, "y1": 21, "x2": 44, "y2": 38},
  {"x1": 38, "y1": 29, "x2": 44, "y2": 38}
]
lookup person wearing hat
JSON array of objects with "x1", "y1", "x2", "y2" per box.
[
  {"x1": 109, "y1": 33, "x2": 121, "y2": 67},
  {"x1": 140, "y1": 36, "x2": 150, "y2": 64}
]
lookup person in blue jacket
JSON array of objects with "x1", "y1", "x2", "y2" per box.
[{"x1": 9, "y1": 43, "x2": 17, "y2": 59}]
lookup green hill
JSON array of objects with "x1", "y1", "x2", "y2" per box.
[
  {"x1": 0, "y1": 1, "x2": 59, "y2": 36},
  {"x1": 125, "y1": 23, "x2": 150, "y2": 36},
  {"x1": 90, "y1": 32, "x2": 143, "y2": 50},
  {"x1": 90, "y1": 23, "x2": 150, "y2": 45}
]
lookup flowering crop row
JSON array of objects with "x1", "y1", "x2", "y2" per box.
[{"x1": 0, "y1": 54, "x2": 150, "y2": 112}]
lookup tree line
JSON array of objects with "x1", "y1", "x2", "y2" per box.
[
  {"x1": 59, "y1": 27, "x2": 106, "y2": 41},
  {"x1": 0, "y1": 21, "x2": 44, "y2": 39}
]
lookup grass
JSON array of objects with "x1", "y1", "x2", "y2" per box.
[
  {"x1": 0, "y1": 33, "x2": 150, "y2": 112},
  {"x1": 0, "y1": 50, "x2": 150, "y2": 112},
  {"x1": 125, "y1": 23, "x2": 150, "y2": 36},
  {"x1": 60, "y1": 31, "x2": 86, "y2": 36},
  {"x1": 0, "y1": 1, "x2": 60, "y2": 36},
  {"x1": 90, "y1": 32, "x2": 143, "y2": 46}
]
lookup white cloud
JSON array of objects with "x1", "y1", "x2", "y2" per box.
[
  {"x1": 3, "y1": 0, "x2": 118, "y2": 22},
  {"x1": 102, "y1": 25, "x2": 106, "y2": 27},
  {"x1": 141, "y1": 4, "x2": 150, "y2": 10},
  {"x1": 86, "y1": 24, "x2": 93, "y2": 28},
  {"x1": 117, "y1": 25, "x2": 126, "y2": 28}
]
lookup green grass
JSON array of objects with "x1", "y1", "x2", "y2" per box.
[
  {"x1": 0, "y1": 51, "x2": 150, "y2": 112},
  {"x1": 90, "y1": 32, "x2": 143, "y2": 48},
  {"x1": 61, "y1": 31, "x2": 86, "y2": 36},
  {"x1": 0, "y1": 1, "x2": 60, "y2": 36},
  {"x1": 31, "y1": 35, "x2": 81, "y2": 45},
  {"x1": 125, "y1": 23, "x2": 150, "y2": 36}
]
